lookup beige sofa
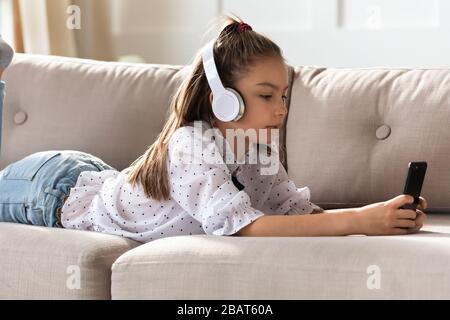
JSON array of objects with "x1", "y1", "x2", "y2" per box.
[{"x1": 0, "y1": 53, "x2": 449, "y2": 299}]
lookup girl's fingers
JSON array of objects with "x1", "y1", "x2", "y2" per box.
[
  {"x1": 407, "y1": 222, "x2": 424, "y2": 234},
  {"x1": 397, "y1": 209, "x2": 417, "y2": 219},
  {"x1": 392, "y1": 210, "x2": 426, "y2": 234},
  {"x1": 388, "y1": 194, "x2": 415, "y2": 209},
  {"x1": 395, "y1": 218, "x2": 417, "y2": 229},
  {"x1": 418, "y1": 197, "x2": 428, "y2": 210},
  {"x1": 392, "y1": 228, "x2": 409, "y2": 235},
  {"x1": 415, "y1": 210, "x2": 427, "y2": 226},
  {"x1": 405, "y1": 211, "x2": 427, "y2": 233}
]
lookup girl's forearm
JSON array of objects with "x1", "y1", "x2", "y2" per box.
[{"x1": 235, "y1": 208, "x2": 363, "y2": 237}]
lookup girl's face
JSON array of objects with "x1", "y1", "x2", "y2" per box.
[{"x1": 214, "y1": 55, "x2": 289, "y2": 152}]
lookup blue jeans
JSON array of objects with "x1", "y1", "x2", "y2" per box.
[{"x1": 0, "y1": 82, "x2": 116, "y2": 227}]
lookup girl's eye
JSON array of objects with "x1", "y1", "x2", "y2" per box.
[
  {"x1": 282, "y1": 95, "x2": 288, "y2": 103},
  {"x1": 260, "y1": 95, "x2": 272, "y2": 100}
]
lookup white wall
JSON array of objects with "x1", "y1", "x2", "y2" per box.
[
  {"x1": 0, "y1": 0, "x2": 14, "y2": 44},
  {"x1": 111, "y1": 0, "x2": 220, "y2": 65},
  {"x1": 108, "y1": 0, "x2": 450, "y2": 67}
]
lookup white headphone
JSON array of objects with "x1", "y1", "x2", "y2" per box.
[{"x1": 202, "y1": 40, "x2": 245, "y2": 122}]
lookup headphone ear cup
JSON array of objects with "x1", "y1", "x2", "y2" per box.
[
  {"x1": 211, "y1": 88, "x2": 245, "y2": 122},
  {"x1": 226, "y1": 88, "x2": 245, "y2": 121}
]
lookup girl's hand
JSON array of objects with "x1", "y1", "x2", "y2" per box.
[{"x1": 355, "y1": 194, "x2": 427, "y2": 235}]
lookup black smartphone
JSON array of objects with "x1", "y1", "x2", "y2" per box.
[{"x1": 400, "y1": 161, "x2": 427, "y2": 211}]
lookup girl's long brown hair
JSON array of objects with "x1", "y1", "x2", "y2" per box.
[{"x1": 126, "y1": 16, "x2": 285, "y2": 201}]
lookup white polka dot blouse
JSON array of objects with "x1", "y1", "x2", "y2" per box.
[{"x1": 60, "y1": 121, "x2": 323, "y2": 242}]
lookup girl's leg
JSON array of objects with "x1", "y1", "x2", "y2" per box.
[
  {"x1": 0, "y1": 38, "x2": 31, "y2": 225},
  {"x1": 0, "y1": 152, "x2": 64, "y2": 226},
  {"x1": 0, "y1": 150, "x2": 116, "y2": 227}
]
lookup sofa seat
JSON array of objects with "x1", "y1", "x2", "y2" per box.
[
  {"x1": 0, "y1": 222, "x2": 140, "y2": 299},
  {"x1": 111, "y1": 214, "x2": 450, "y2": 299}
]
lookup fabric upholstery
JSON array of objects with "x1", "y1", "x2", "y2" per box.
[
  {"x1": 287, "y1": 67, "x2": 450, "y2": 211},
  {"x1": 0, "y1": 222, "x2": 139, "y2": 299},
  {"x1": 111, "y1": 214, "x2": 450, "y2": 299}
]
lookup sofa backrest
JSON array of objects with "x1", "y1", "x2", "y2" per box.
[
  {"x1": 0, "y1": 54, "x2": 188, "y2": 171},
  {"x1": 287, "y1": 66, "x2": 450, "y2": 211}
]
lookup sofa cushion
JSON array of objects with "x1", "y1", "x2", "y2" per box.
[
  {"x1": 287, "y1": 67, "x2": 450, "y2": 211},
  {"x1": 0, "y1": 222, "x2": 140, "y2": 299},
  {"x1": 111, "y1": 214, "x2": 450, "y2": 299}
]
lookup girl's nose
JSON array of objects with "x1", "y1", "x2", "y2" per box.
[{"x1": 276, "y1": 99, "x2": 288, "y2": 117}]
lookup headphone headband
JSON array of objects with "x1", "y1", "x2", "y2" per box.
[{"x1": 202, "y1": 40, "x2": 226, "y2": 95}]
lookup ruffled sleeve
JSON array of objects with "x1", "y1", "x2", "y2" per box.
[
  {"x1": 168, "y1": 124, "x2": 265, "y2": 236},
  {"x1": 260, "y1": 162, "x2": 324, "y2": 215}
]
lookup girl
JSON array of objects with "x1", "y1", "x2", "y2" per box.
[{"x1": 0, "y1": 18, "x2": 427, "y2": 241}]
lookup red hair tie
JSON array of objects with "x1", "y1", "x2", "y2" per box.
[{"x1": 237, "y1": 22, "x2": 252, "y2": 33}]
